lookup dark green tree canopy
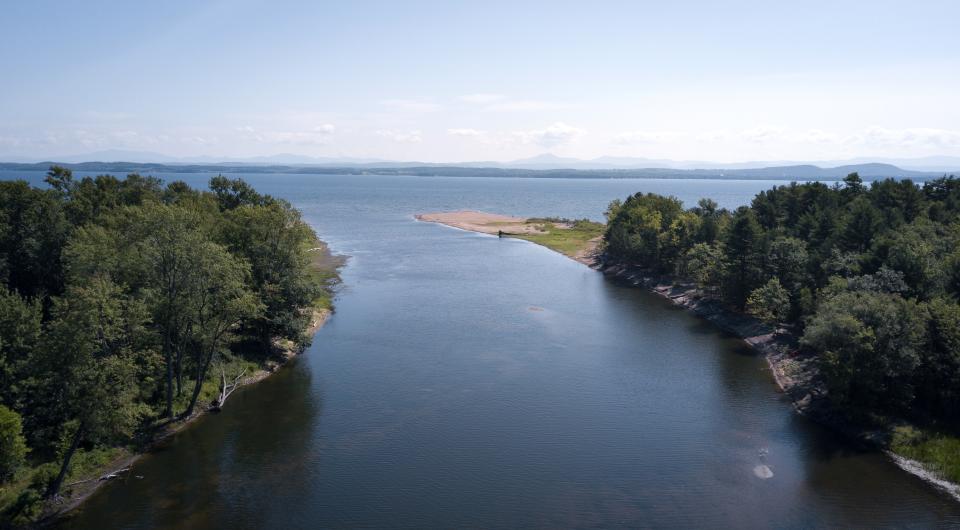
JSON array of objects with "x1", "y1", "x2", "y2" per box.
[{"x1": 604, "y1": 174, "x2": 960, "y2": 422}]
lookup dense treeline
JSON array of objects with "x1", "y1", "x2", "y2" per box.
[
  {"x1": 604, "y1": 173, "x2": 960, "y2": 425},
  {"x1": 0, "y1": 168, "x2": 331, "y2": 518}
]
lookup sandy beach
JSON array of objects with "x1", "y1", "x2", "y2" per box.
[
  {"x1": 416, "y1": 210, "x2": 602, "y2": 266},
  {"x1": 416, "y1": 210, "x2": 551, "y2": 235}
]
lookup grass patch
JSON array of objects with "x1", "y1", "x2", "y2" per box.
[
  {"x1": 891, "y1": 425, "x2": 960, "y2": 483},
  {"x1": 303, "y1": 236, "x2": 344, "y2": 311},
  {"x1": 0, "y1": 446, "x2": 128, "y2": 524},
  {"x1": 511, "y1": 220, "x2": 605, "y2": 259},
  {"x1": 171, "y1": 355, "x2": 261, "y2": 415}
]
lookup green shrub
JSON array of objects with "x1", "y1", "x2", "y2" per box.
[
  {"x1": 8, "y1": 488, "x2": 43, "y2": 525},
  {"x1": 0, "y1": 405, "x2": 28, "y2": 481},
  {"x1": 29, "y1": 462, "x2": 60, "y2": 492}
]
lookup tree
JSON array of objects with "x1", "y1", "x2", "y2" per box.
[
  {"x1": 38, "y1": 278, "x2": 148, "y2": 498},
  {"x1": 0, "y1": 288, "x2": 42, "y2": 411},
  {"x1": 843, "y1": 172, "x2": 863, "y2": 194},
  {"x1": 945, "y1": 250, "x2": 960, "y2": 299},
  {"x1": 218, "y1": 201, "x2": 320, "y2": 350},
  {"x1": 746, "y1": 278, "x2": 790, "y2": 325},
  {"x1": 766, "y1": 236, "x2": 810, "y2": 317},
  {"x1": 181, "y1": 243, "x2": 259, "y2": 418},
  {"x1": 838, "y1": 197, "x2": 883, "y2": 252},
  {"x1": 721, "y1": 207, "x2": 764, "y2": 309},
  {"x1": 0, "y1": 405, "x2": 28, "y2": 482},
  {"x1": 0, "y1": 180, "x2": 69, "y2": 298},
  {"x1": 680, "y1": 243, "x2": 723, "y2": 289},
  {"x1": 66, "y1": 204, "x2": 206, "y2": 420},
  {"x1": 603, "y1": 193, "x2": 687, "y2": 271},
  {"x1": 802, "y1": 290, "x2": 926, "y2": 415},
  {"x1": 209, "y1": 175, "x2": 270, "y2": 210},
  {"x1": 872, "y1": 221, "x2": 942, "y2": 300},
  {"x1": 692, "y1": 198, "x2": 724, "y2": 243},
  {"x1": 916, "y1": 299, "x2": 960, "y2": 419}
]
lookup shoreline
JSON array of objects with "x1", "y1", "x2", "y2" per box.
[
  {"x1": 42, "y1": 308, "x2": 335, "y2": 524},
  {"x1": 415, "y1": 210, "x2": 603, "y2": 266},
  {"x1": 420, "y1": 210, "x2": 960, "y2": 503},
  {"x1": 600, "y1": 263, "x2": 960, "y2": 503},
  {"x1": 37, "y1": 229, "x2": 345, "y2": 525}
]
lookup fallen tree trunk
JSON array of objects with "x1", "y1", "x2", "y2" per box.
[
  {"x1": 212, "y1": 365, "x2": 246, "y2": 410},
  {"x1": 64, "y1": 467, "x2": 131, "y2": 488}
]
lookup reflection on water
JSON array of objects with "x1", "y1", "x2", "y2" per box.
[{"x1": 5, "y1": 172, "x2": 949, "y2": 529}]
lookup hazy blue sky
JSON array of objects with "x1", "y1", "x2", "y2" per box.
[{"x1": 2, "y1": 0, "x2": 959, "y2": 162}]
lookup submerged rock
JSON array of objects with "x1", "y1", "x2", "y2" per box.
[{"x1": 753, "y1": 464, "x2": 774, "y2": 479}]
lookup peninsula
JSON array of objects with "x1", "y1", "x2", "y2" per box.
[{"x1": 415, "y1": 210, "x2": 604, "y2": 266}]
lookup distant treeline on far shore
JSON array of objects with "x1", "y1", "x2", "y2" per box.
[{"x1": 0, "y1": 161, "x2": 950, "y2": 181}]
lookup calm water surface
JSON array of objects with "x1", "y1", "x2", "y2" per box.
[{"x1": 4, "y1": 172, "x2": 957, "y2": 528}]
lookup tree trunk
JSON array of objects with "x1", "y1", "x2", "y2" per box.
[
  {"x1": 175, "y1": 344, "x2": 184, "y2": 397},
  {"x1": 183, "y1": 349, "x2": 215, "y2": 418},
  {"x1": 46, "y1": 423, "x2": 84, "y2": 499},
  {"x1": 163, "y1": 331, "x2": 174, "y2": 420},
  {"x1": 260, "y1": 327, "x2": 272, "y2": 356}
]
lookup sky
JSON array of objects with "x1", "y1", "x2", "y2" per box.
[{"x1": 2, "y1": 0, "x2": 959, "y2": 163}]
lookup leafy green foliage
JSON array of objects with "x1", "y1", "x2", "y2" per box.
[
  {"x1": 803, "y1": 290, "x2": 926, "y2": 414},
  {"x1": 604, "y1": 173, "x2": 960, "y2": 423},
  {"x1": 746, "y1": 278, "x2": 790, "y2": 325},
  {"x1": 0, "y1": 405, "x2": 28, "y2": 482},
  {"x1": 0, "y1": 170, "x2": 334, "y2": 512}
]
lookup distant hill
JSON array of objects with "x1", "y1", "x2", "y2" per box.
[
  {"x1": 0, "y1": 161, "x2": 951, "y2": 181},
  {"x1": 5, "y1": 150, "x2": 960, "y2": 173}
]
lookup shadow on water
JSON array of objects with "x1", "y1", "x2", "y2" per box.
[{"x1": 59, "y1": 358, "x2": 321, "y2": 530}]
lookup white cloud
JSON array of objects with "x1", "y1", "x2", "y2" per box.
[
  {"x1": 183, "y1": 136, "x2": 218, "y2": 146},
  {"x1": 513, "y1": 122, "x2": 584, "y2": 147},
  {"x1": 853, "y1": 127, "x2": 960, "y2": 149},
  {"x1": 802, "y1": 129, "x2": 842, "y2": 144},
  {"x1": 376, "y1": 129, "x2": 423, "y2": 143},
  {"x1": 236, "y1": 124, "x2": 335, "y2": 145},
  {"x1": 380, "y1": 99, "x2": 441, "y2": 112},
  {"x1": 457, "y1": 94, "x2": 570, "y2": 112},
  {"x1": 458, "y1": 93, "x2": 506, "y2": 104},
  {"x1": 269, "y1": 132, "x2": 327, "y2": 145},
  {"x1": 447, "y1": 128, "x2": 485, "y2": 137},
  {"x1": 73, "y1": 130, "x2": 105, "y2": 147},
  {"x1": 613, "y1": 130, "x2": 682, "y2": 145},
  {"x1": 693, "y1": 130, "x2": 730, "y2": 143},
  {"x1": 739, "y1": 127, "x2": 784, "y2": 143},
  {"x1": 485, "y1": 100, "x2": 570, "y2": 112},
  {"x1": 0, "y1": 135, "x2": 23, "y2": 147}
]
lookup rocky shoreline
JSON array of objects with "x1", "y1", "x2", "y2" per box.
[
  {"x1": 422, "y1": 210, "x2": 960, "y2": 502},
  {"x1": 598, "y1": 260, "x2": 960, "y2": 502}
]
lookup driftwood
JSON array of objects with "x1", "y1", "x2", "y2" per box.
[
  {"x1": 64, "y1": 467, "x2": 131, "y2": 488},
  {"x1": 212, "y1": 365, "x2": 246, "y2": 410}
]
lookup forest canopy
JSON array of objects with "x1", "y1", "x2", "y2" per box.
[
  {"x1": 0, "y1": 168, "x2": 334, "y2": 515},
  {"x1": 604, "y1": 173, "x2": 960, "y2": 424}
]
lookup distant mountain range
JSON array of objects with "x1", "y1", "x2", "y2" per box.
[
  {"x1": 0, "y1": 161, "x2": 954, "y2": 181},
  {"x1": 3, "y1": 149, "x2": 960, "y2": 173},
  {"x1": 480, "y1": 153, "x2": 960, "y2": 173},
  {"x1": 1, "y1": 150, "x2": 958, "y2": 180}
]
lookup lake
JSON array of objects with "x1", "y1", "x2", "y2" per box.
[{"x1": 3, "y1": 172, "x2": 956, "y2": 528}]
